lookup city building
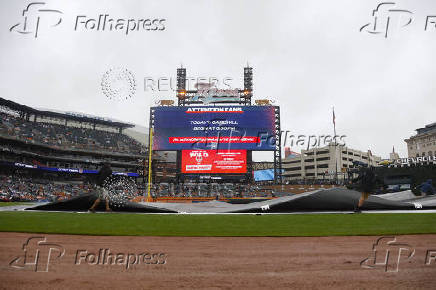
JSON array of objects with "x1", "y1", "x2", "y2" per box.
[
  {"x1": 282, "y1": 144, "x2": 381, "y2": 181},
  {"x1": 389, "y1": 146, "x2": 400, "y2": 161},
  {"x1": 405, "y1": 122, "x2": 436, "y2": 158}
]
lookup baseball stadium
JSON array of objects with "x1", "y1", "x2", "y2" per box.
[{"x1": 0, "y1": 65, "x2": 435, "y2": 289}]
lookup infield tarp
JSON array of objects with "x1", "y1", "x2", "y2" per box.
[{"x1": 27, "y1": 188, "x2": 436, "y2": 213}]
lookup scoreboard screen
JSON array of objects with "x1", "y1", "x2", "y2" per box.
[
  {"x1": 152, "y1": 106, "x2": 276, "y2": 151},
  {"x1": 181, "y1": 150, "x2": 247, "y2": 174}
]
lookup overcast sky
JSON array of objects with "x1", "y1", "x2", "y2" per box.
[{"x1": 1, "y1": 0, "x2": 435, "y2": 160}]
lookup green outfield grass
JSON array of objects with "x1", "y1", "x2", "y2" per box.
[{"x1": 0, "y1": 211, "x2": 435, "y2": 236}]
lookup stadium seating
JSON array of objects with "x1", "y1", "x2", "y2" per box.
[
  {"x1": 0, "y1": 112, "x2": 144, "y2": 154},
  {"x1": 0, "y1": 173, "x2": 94, "y2": 202}
]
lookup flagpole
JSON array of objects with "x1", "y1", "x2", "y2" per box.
[
  {"x1": 147, "y1": 127, "x2": 153, "y2": 202},
  {"x1": 333, "y1": 107, "x2": 337, "y2": 143},
  {"x1": 333, "y1": 107, "x2": 338, "y2": 184}
]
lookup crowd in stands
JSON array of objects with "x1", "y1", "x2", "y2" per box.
[
  {"x1": 0, "y1": 173, "x2": 96, "y2": 202},
  {"x1": 0, "y1": 172, "x2": 275, "y2": 202},
  {"x1": 0, "y1": 112, "x2": 145, "y2": 155}
]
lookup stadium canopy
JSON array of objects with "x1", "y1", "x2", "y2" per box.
[{"x1": 0, "y1": 97, "x2": 134, "y2": 130}]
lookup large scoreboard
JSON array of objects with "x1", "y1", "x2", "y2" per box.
[
  {"x1": 152, "y1": 106, "x2": 277, "y2": 151},
  {"x1": 181, "y1": 149, "x2": 247, "y2": 174}
]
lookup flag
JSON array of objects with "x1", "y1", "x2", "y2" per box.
[
  {"x1": 284, "y1": 147, "x2": 291, "y2": 157},
  {"x1": 284, "y1": 147, "x2": 300, "y2": 159}
]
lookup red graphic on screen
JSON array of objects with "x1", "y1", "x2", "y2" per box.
[
  {"x1": 181, "y1": 150, "x2": 247, "y2": 174},
  {"x1": 170, "y1": 137, "x2": 259, "y2": 143}
]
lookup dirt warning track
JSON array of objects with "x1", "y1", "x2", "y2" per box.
[{"x1": 0, "y1": 233, "x2": 435, "y2": 289}]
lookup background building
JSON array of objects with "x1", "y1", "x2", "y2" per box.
[
  {"x1": 405, "y1": 122, "x2": 436, "y2": 158},
  {"x1": 389, "y1": 146, "x2": 400, "y2": 161},
  {"x1": 282, "y1": 144, "x2": 381, "y2": 182}
]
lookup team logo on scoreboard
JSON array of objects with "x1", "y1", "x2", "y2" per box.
[{"x1": 191, "y1": 151, "x2": 209, "y2": 163}]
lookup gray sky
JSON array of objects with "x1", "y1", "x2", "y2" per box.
[{"x1": 1, "y1": 0, "x2": 435, "y2": 159}]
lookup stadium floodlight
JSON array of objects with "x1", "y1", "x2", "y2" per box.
[
  {"x1": 176, "y1": 67, "x2": 186, "y2": 92},
  {"x1": 244, "y1": 66, "x2": 253, "y2": 92}
]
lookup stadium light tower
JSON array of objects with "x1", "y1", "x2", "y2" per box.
[
  {"x1": 177, "y1": 67, "x2": 186, "y2": 106},
  {"x1": 243, "y1": 66, "x2": 253, "y2": 105}
]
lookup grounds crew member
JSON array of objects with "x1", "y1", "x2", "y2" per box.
[
  {"x1": 352, "y1": 164, "x2": 378, "y2": 213},
  {"x1": 418, "y1": 179, "x2": 435, "y2": 196},
  {"x1": 89, "y1": 162, "x2": 113, "y2": 212}
]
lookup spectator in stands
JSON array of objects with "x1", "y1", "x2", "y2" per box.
[
  {"x1": 418, "y1": 179, "x2": 435, "y2": 197},
  {"x1": 89, "y1": 163, "x2": 113, "y2": 213}
]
